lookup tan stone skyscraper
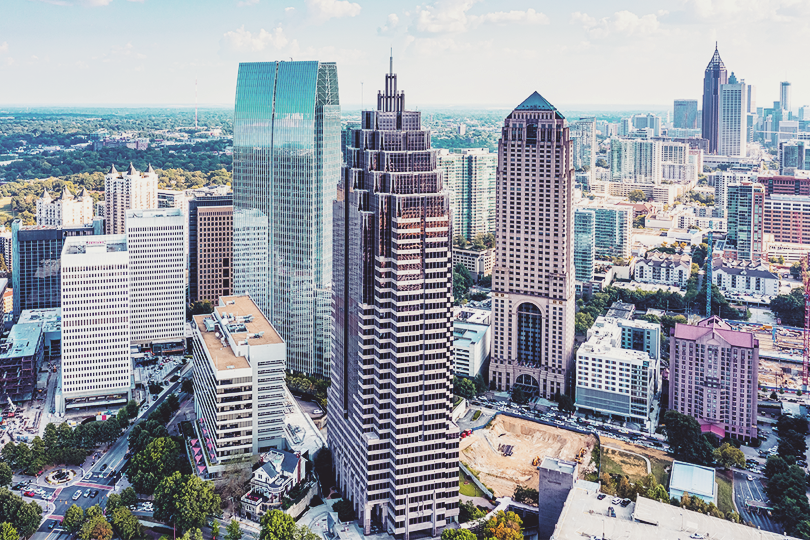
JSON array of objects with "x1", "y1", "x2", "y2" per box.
[{"x1": 489, "y1": 92, "x2": 576, "y2": 399}]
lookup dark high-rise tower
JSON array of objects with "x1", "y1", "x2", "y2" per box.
[
  {"x1": 327, "y1": 62, "x2": 459, "y2": 538},
  {"x1": 701, "y1": 44, "x2": 728, "y2": 154}
]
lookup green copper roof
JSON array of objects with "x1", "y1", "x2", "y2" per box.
[{"x1": 516, "y1": 91, "x2": 556, "y2": 111}]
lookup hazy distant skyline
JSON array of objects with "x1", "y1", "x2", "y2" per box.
[{"x1": 2, "y1": 0, "x2": 809, "y2": 110}]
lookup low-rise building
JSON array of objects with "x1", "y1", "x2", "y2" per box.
[
  {"x1": 453, "y1": 320, "x2": 490, "y2": 379},
  {"x1": 712, "y1": 258, "x2": 779, "y2": 296},
  {"x1": 634, "y1": 254, "x2": 691, "y2": 287},
  {"x1": 241, "y1": 449, "x2": 306, "y2": 521},
  {"x1": 668, "y1": 461, "x2": 717, "y2": 504},
  {"x1": 191, "y1": 295, "x2": 286, "y2": 478},
  {"x1": 453, "y1": 247, "x2": 495, "y2": 281},
  {"x1": 0, "y1": 313, "x2": 45, "y2": 400}
]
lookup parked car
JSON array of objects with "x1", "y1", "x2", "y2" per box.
[
  {"x1": 48, "y1": 521, "x2": 55, "y2": 530},
  {"x1": 84, "y1": 488, "x2": 91, "y2": 498},
  {"x1": 23, "y1": 491, "x2": 34, "y2": 498},
  {"x1": 73, "y1": 490, "x2": 82, "y2": 501},
  {"x1": 597, "y1": 493, "x2": 606, "y2": 500}
]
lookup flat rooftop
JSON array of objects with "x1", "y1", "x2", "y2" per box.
[
  {"x1": 18, "y1": 308, "x2": 61, "y2": 334},
  {"x1": 0, "y1": 321, "x2": 43, "y2": 359},
  {"x1": 63, "y1": 235, "x2": 127, "y2": 254},
  {"x1": 551, "y1": 487, "x2": 799, "y2": 540},
  {"x1": 669, "y1": 460, "x2": 715, "y2": 499},
  {"x1": 194, "y1": 295, "x2": 282, "y2": 372},
  {"x1": 540, "y1": 457, "x2": 576, "y2": 475}
]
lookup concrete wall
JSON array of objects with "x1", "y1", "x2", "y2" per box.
[
  {"x1": 286, "y1": 481, "x2": 319, "y2": 520},
  {"x1": 459, "y1": 462, "x2": 493, "y2": 499}
]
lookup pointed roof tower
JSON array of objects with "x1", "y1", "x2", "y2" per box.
[
  {"x1": 59, "y1": 187, "x2": 74, "y2": 201},
  {"x1": 79, "y1": 187, "x2": 90, "y2": 200},
  {"x1": 108, "y1": 164, "x2": 118, "y2": 175},
  {"x1": 706, "y1": 43, "x2": 725, "y2": 70},
  {"x1": 127, "y1": 162, "x2": 137, "y2": 176},
  {"x1": 513, "y1": 91, "x2": 564, "y2": 119},
  {"x1": 146, "y1": 163, "x2": 155, "y2": 174},
  {"x1": 41, "y1": 190, "x2": 52, "y2": 202}
]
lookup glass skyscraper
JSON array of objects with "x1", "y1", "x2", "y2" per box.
[
  {"x1": 232, "y1": 61, "x2": 340, "y2": 377},
  {"x1": 574, "y1": 208, "x2": 595, "y2": 282}
]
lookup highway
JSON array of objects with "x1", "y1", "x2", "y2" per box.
[{"x1": 732, "y1": 470, "x2": 781, "y2": 534}]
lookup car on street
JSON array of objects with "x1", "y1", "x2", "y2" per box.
[
  {"x1": 101, "y1": 464, "x2": 107, "y2": 470},
  {"x1": 90, "y1": 490, "x2": 99, "y2": 498},
  {"x1": 23, "y1": 491, "x2": 34, "y2": 497},
  {"x1": 690, "y1": 534, "x2": 705, "y2": 540},
  {"x1": 84, "y1": 472, "x2": 93, "y2": 480},
  {"x1": 48, "y1": 521, "x2": 55, "y2": 529},
  {"x1": 747, "y1": 475, "x2": 754, "y2": 481},
  {"x1": 597, "y1": 493, "x2": 606, "y2": 500},
  {"x1": 313, "y1": 409, "x2": 323, "y2": 415},
  {"x1": 84, "y1": 488, "x2": 91, "y2": 498},
  {"x1": 612, "y1": 497, "x2": 622, "y2": 505},
  {"x1": 73, "y1": 490, "x2": 82, "y2": 500}
]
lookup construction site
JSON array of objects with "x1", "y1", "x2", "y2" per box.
[
  {"x1": 460, "y1": 415, "x2": 597, "y2": 497},
  {"x1": 724, "y1": 321, "x2": 807, "y2": 390}
]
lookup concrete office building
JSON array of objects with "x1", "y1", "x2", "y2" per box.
[
  {"x1": 196, "y1": 206, "x2": 233, "y2": 304},
  {"x1": 58, "y1": 235, "x2": 131, "y2": 414},
  {"x1": 328, "y1": 65, "x2": 459, "y2": 538},
  {"x1": 702, "y1": 45, "x2": 729, "y2": 154},
  {"x1": 573, "y1": 209, "x2": 595, "y2": 283},
  {"x1": 11, "y1": 220, "x2": 100, "y2": 322},
  {"x1": 765, "y1": 194, "x2": 810, "y2": 245},
  {"x1": 438, "y1": 148, "x2": 496, "y2": 240},
  {"x1": 453, "y1": 320, "x2": 491, "y2": 379},
  {"x1": 726, "y1": 182, "x2": 765, "y2": 260},
  {"x1": 669, "y1": 316, "x2": 758, "y2": 441},
  {"x1": 188, "y1": 190, "x2": 234, "y2": 303},
  {"x1": 489, "y1": 91, "x2": 576, "y2": 400},
  {"x1": 36, "y1": 188, "x2": 94, "y2": 228},
  {"x1": 233, "y1": 61, "x2": 340, "y2": 378},
  {"x1": 674, "y1": 99, "x2": 698, "y2": 129},
  {"x1": 452, "y1": 247, "x2": 494, "y2": 282},
  {"x1": 575, "y1": 317, "x2": 659, "y2": 431},
  {"x1": 718, "y1": 75, "x2": 748, "y2": 157},
  {"x1": 537, "y1": 458, "x2": 578, "y2": 540},
  {"x1": 191, "y1": 295, "x2": 286, "y2": 477},
  {"x1": 104, "y1": 163, "x2": 158, "y2": 235},
  {"x1": 126, "y1": 209, "x2": 185, "y2": 346}
]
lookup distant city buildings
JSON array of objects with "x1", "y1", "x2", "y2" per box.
[
  {"x1": 36, "y1": 188, "x2": 94, "y2": 227},
  {"x1": 778, "y1": 140, "x2": 810, "y2": 175},
  {"x1": 673, "y1": 99, "x2": 698, "y2": 129},
  {"x1": 489, "y1": 91, "x2": 576, "y2": 400},
  {"x1": 669, "y1": 316, "x2": 758, "y2": 442},
  {"x1": 702, "y1": 45, "x2": 729, "y2": 154},
  {"x1": 438, "y1": 148, "x2": 496, "y2": 239},
  {"x1": 573, "y1": 209, "x2": 595, "y2": 282},
  {"x1": 104, "y1": 163, "x2": 158, "y2": 235},
  {"x1": 233, "y1": 60, "x2": 340, "y2": 377}
]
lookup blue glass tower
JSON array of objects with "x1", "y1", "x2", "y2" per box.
[{"x1": 233, "y1": 61, "x2": 340, "y2": 377}]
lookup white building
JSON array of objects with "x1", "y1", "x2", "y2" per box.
[
  {"x1": 233, "y1": 208, "x2": 269, "y2": 317},
  {"x1": 452, "y1": 247, "x2": 494, "y2": 281},
  {"x1": 104, "y1": 163, "x2": 158, "y2": 235},
  {"x1": 718, "y1": 77, "x2": 748, "y2": 157},
  {"x1": 241, "y1": 449, "x2": 307, "y2": 521},
  {"x1": 575, "y1": 317, "x2": 660, "y2": 431},
  {"x1": 453, "y1": 320, "x2": 491, "y2": 379},
  {"x1": 191, "y1": 295, "x2": 286, "y2": 478},
  {"x1": 36, "y1": 188, "x2": 94, "y2": 227},
  {"x1": 126, "y1": 209, "x2": 185, "y2": 346},
  {"x1": 634, "y1": 253, "x2": 692, "y2": 287},
  {"x1": 58, "y1": 236, "x2": 131, "y2": 414},
  {"x1": 712, "y1": 258, "x2": 779, "y2": 296}
]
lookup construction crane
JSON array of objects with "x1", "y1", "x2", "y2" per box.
[
  {"x1": 802, "y1": 253, "x2": 810, "y2": 393},
  {"x1": 706, "y1": 222, "x2": 714, "y2": 318}
]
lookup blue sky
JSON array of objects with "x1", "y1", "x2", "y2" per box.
[{"x1": 1, "y1": 0, "x2": 809, "y2": 109}]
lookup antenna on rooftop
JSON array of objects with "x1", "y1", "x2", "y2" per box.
[{"x1": 390, "y1": 47, "x2": 393, "y2": 75}]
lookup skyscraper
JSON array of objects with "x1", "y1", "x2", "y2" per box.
[
  {"x1": 232, "y1": 61, "x2": 340, "y2": 377},
  {"x1": 573, "y1": 209, "x2": 595, "y2": 283},
  {"x1": 328, "y1": 64, "x2": 459, "y2": 538},
  {"x1": 489, "y1": 92, "x2": 576, "y2": 399},
  {"x1": 701, "y1": 45, "x2": 729, "y2": 154},
  {"x1": 726, "y1": 181, "x2": 765, "y2": 261},
  {"x1": 36, "y1": 188, "x2": 94, "y2": 227},
  {"x1": 717, "y1": 74, "x2": 748, "y2": 157},
  {"x1": 104, "y1": 163, "x2": 158, "y2": 235},
  {"x1": 438, "y1": 148, "x2": 496, "y2": 240},
  {"x1": 187, "y1": 190, "x2": 234, "y2": 303},
  {"x1": 674, "y1": 100, "x2": 698, "y2": 129},
  {"x1": 780, "y1": 81, "x2": 792, "y2": 114}
]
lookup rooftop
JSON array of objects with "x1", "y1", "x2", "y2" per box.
[
  {"x1": 18, "y1": 308, "x2": 61, "y2": 334},
  {"x1": 540, "y1": 457, "x2": 577, "y2": 475},
  {"x1": 673, "y1": 316, "x2": 757, "y2": 348},
  {"x1": 194, "y1": 295, "x2": 283, "y2": 372},
  {"x1": 551, "y1": 487, "x2": 798, "y2": 540},
  {"x1": 453, "y1": 321, "x2": 489, "y2": 346},
  {"x1": 669, "y1": 461, "x2": 715, "y2": 499},
  {"x1": 0, "y1": 319, "x2": 45, "y2": 359},
  {"x1": 63, "y1": 235, "x2": 127, "y2": 255}
]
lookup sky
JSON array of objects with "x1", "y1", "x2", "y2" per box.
[{"x1": 1, "y1": 0, "x2": 809, "y2": 110}]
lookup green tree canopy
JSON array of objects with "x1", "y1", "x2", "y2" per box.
[
  {"x1": 662, "y1": 410, "x2": 715, "y2": 465},
  {"x1": 442, "y1": 529, "x2": 477, "y2": 540},
  {"x1": 482, "y1": 510, "x2": 523, "y2": 540},
  {"x1": 0, "y1": 522, "x2": 17, "y2": 540},
  {"x1": 713, "y1": 442, "x2": 745, "y2": 469},
  {"x1": 225, "y1": 520, "x2": 243, "y2": 540},
  {"x1": 628, "y1": 189, "x2": 646, "y2": 202},
  {"x1": 454, "y1": 377, "x2": 477, "y2": 399},
  {"x1": 770, "y1": 288, "x2": 805, "y2": 327},
  {"x1": 63, "y1": 504, "x2": 84, "y2": 533},
  {"x1": 153, "y1": 472, "x2": 221, "y2": 534}
]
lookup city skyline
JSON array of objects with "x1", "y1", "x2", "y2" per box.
[{"x1": 1, "y1": 0, "x2": 809, "y2": 108}]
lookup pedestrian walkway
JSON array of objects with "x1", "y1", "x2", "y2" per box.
[{"x1": 460, "y1": 495, "x2": 494, "y2": 509}]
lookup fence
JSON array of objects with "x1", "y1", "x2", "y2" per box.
[{"x1": 459, "y1": 462, "x2": 494, "y2": 499}]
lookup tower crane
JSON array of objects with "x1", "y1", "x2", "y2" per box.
[{"x1": 802, "y1": 253, "x2": 810, "y2": 392}]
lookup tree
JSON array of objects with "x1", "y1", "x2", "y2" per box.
[
  {"x1": 459, "y1": 501, "x2": 486, "y2": 523},
  {"x1": 0, "y1": 522, "x2": 17, "y2": 540},
  {"x1": 127, "y1": 420, "x2": 170, "y2": 454},
  {"x1": 332, "y1": 500, "x2": 355, "y2": 522},
  {"x1": 128, "y1": 437, "x2": 182, "y2": 494},
  {"x1": 125, "y1": 400, "x2": 139, "y2": 419},
  {"x1": 511, "y1": 386, "x2": 528, "y2": 405},
  {"x1": 453, "y1": 264, "x2": 474, "y2": 304},
  {"x1": 790, "y1": 261, "x2": 802, "y2": 279},
  {"x1": 225, "y1": 520, "x2": 242, "y2": 540},
  {"x1": 713, "y1": 442, "x2": 745, "y2": 469},
  {"x1": 513, "y1": 485, "x2": 538, "y2": 505},
  {"x1": 120, "y1": 487, "x2": 138, "y2": 509},
  {"x1": 555, "y1": 392, "x2": 576, "y2": 414},
  {"x1": 190, "y1": 301, "x2": 214, "y2": 315},
  {"x1": 771, "y1": 288, "x2": 805, "y2": 327},
  {"x1": 662, "y1": 410, "x2": 715, "y2": 465},
  {"x1": 111, "y1": 507, "x2": 143, "y2": 540},
  {"x1": 574, "y1": 312, "x2": 594, "y2": 335},
  {"x1": 442, "y1": 530, "x2": 477, "y2": 540},
  {"x1": 259, "y1": 510, "x2": 297, "y2": 540},
  {"x1": 153, "y1": 472, "x2": 220, "y2": 534},
  {"x1": 79, "y1": 514, "x2": 113, "y2": 540},
  {"x1": 777, "y1": 414, "x2": 809, "y2": 460},
  {"x1": 211, "y1": 520, "x2": 220, "y2": 540},
  {"x1": 63, "y1": 504, "x2": 84, "y2": 533},
  {"x1": 0, "y1": 464, "x2": 11, "y2": 488},
  {"x1": 181, "y1": 379, "x2": 194, "y2": 394},
  {"x1": 481, "y1": 510, "x2": 523, "y2": 540},
  {"x1": 770, "y1": 391, "x2": 779, "y2": 400},
  {"x1": 628, "y1": 190, "x2": 646, "y2": 202},
  {"x1": 9, "y1": 499, "x2": 42, "y2": 538},
  {"x1": 454, "y1": 377, "x2": 476, "y2": 399}
]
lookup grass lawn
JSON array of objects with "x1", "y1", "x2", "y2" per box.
[
  {"x1": 472, "y1": 410, "x2": 482, "y2": 421},
  {"x1": 459, "y1": 471, "x2": 485, "y2": 497},
  {"x1": 716, "y1": 470, "x2": 734, "y2": 516},
  {"x1": 600, "y1": 447, "x2": 649, "y2": 482},
  {"x1": 649, "y1": 455, "x2": 673, "y2": 487}
]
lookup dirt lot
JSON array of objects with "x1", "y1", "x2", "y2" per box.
[
  {"x1": 460, "y1": 416, "x2": 597, "y2": 497},
  {"x1": 601, "y1": 436, "x2": 673, "y2": 486}
]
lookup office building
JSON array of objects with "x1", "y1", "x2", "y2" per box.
[
  {"x1": 233, "y1": 208, "x2": 269, "y2": 311},
  {"x1": 104, "y1": 163, "x2": 158, "y2": 235},
  {"x1": 452, "y1": 247, "x2": 494, "y2": 282},
  {"x1": 0, "y1": 312, "x2": 45, "y2": 400},
  {"x1": 717, "y1": 75, "x2": 748, "y2": 157},
  {"x1": 157, "y1": 189, "x2": 190, "y2": 213},
  {"x1": 726, "y1": 182, "x2": 765, "y2": 260},
  {"x1": 592, "y1": 205, "x2": 632, "y2": 259},
  {"x1": 453, "y1": 319, "x2": 491, "y2": 379},
  {"x1": 188, "y1": 190, "x2": 233, "y2": 303},
  {"x1": 191, "y1": 295, "x2": 286, "y2": 477},
  {"x1": 575, "y1": 317, "x2": 659, "y2": 431},
  {"x1": 573, "y1": 209, "x2": 595, "y2": 283},
  {"x1": 233, "y1": 61, "x2": 340, "y2": 377},
  {"x1": 711, "y1": 170, "x2": 753, "y2": 209},
  {"x1": 125, "y1": 209, "x2": 185, "y2": 346},
  {"x1": 618, "y1": 316, "x2": 661, "y2": 362},
  {"x1": 36, "y1": 188, "x2": 94, "y2": 227},
  {"x1": 779, "y1": 140, "x2": 810, "y2": 175},
  {"x1": 58, "y1": 235, "x2": 131, "y2": 414},
  {"x1": 669, "y1": 316, "x2": 758, "y2": 441},
  {"x1": 570, "y1": 117, "x2": 596, "y2": 182},
  {"x1": 196, "y1": 206, "x2": 233, "y2": 304},
  {"x1": 0, "y1": 228, "x2": 11, "y2": 273},
  {"x1": 328, "y1": 65, "x2": 459, "y2": 537},
  {"x1": 702, "y1": 45, "x2": 729, "y2": 153},
  {"x1": 634, "y1": 254, "x2": 692, "y2": 287},
  {"x1": 438, "y1": 148, "x2": 496, "y2": 240},
  {"x1": 674, "y1": 100, "x2": 698, "y2": 129},
  {"x1": 11, "y1": 221, "x2": 98, "y2": 322},
  {"x1": 781, "y1": 81, "x2": 792, "y2": 114},
  {"x1": 764, "y1": 194, "x2": 810, "y2": 245},
  {"x1": 489, "y1": 91, "x2": 576, "y2": 400},
  {"x1": 340, "y1": 120, "x2": 361, "y2": 165}
]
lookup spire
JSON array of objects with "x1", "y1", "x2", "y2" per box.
[
  {"x1": 59, "y1": 187, "x2": 74, "y2": 201},
  {"x1": 127, "y1": 162, "x2": 137, "y2": 175},
  {"x1": 146, "y1": 163, "x2": 155, "y2": 174},
  {"x1": 79, "y1": 187, "x2": 90, "y2": 200},
  {"x1": 389, "y1": 47, "x2": 393, "y2": 75},
  {"x1": 108, "y1": 164, "x2": 118, "y2": 175},
  {"x1": 706, "y1": 43, "x2": 725, "y2": 70},
  {"x1": 41, "y1": 190, "x2": 52, "y2": 202}
]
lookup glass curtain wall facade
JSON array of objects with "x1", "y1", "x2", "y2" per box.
[
  {"x1": 574, "y1": 208, "x2": 595, "y2": 282},
  {"x1": 233, "y1": 61, "x2": 340, "y2": 377},
  {"x1": 328, "y1": 66, "x2": 459, "y2": 539}
]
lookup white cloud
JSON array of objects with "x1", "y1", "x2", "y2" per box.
[
  {"x1": 306, "y1": 0, "x2": 361, "y2": 22},
  {"x1": 378, "y1": 13, "x2": 399, "y2": 34},
  {"x1": 571, "y1": 10, "x2": 660, "y2": 39},
  {"x1": 0, "y1": 43, "x2": 8, "y2": 54},
  {"x1": 221, "y1": 26, "x2": 290, "y2": 52},
  {"x1": 285, "y1": 6, "x2": 295, "y2": 13},
  {"x1": 412, "y1": 0, "x2": 548, "y2": 34},
  {"x1": 237, "y1": 0, "x2": 259, "y2": 5},
  {"x1": 477, "y1": 8, "x2": 549, "y2": 25}
]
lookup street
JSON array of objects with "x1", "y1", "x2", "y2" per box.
[{"x1": 733, "y1": 470, "x2": 781, "y2": 533}]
